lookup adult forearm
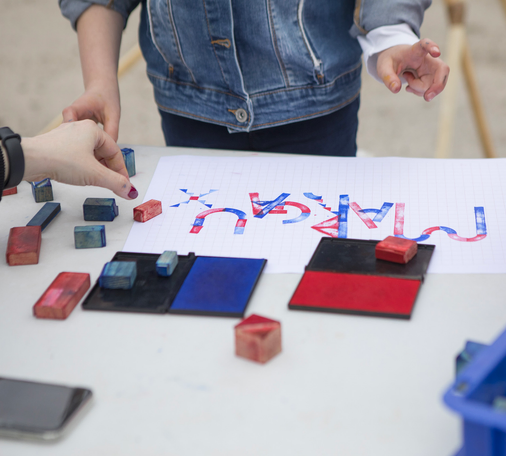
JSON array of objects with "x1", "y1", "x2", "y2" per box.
[{"x1": 76, "y1": 5, "x2": 124, "y2": 90}]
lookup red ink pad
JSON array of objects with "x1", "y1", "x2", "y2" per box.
[{"x1": 289, "y1": 238, "x2": 434, "y2": 319}]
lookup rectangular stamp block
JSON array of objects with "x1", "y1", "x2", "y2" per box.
[
  {"x1": 31, "y1": 178, "x2": 53, "y2": 203},
  {"x1": 133, "y1": 199, "x2": 162, "y2": 223},
  {"x1": 235, "y1": 314, "x2": 282, "y2": 364},
  {"x1": 33, "y1": 272, "x2": 91, "y2": 320},
  {"x1": 2, "y1": 187, "x2": 17, "y2": 196},
  {"x1": 83, "y1": 198, "x2": 118, "y2": 222},
  {"x1": 156, "y1": 250, "x2": 178, "y2": 277},
  {"x1": 375, "y1": 236, "x2": 418, "y2": 264},
  {"x1": 99, "y1": 261, "x2": 137, "y2": 289},
  {"x1": 121, "y1": 148, "x2": 136, "y2": 177},
  {"x1": 74, "y1": 225, "x2": 106, "y2": 249},
  {"x1": 27, "y1": 202, "x2": 61, "y2": 231},
  {"x1": 6, "y1": 226, "x2": 42, "y2": 266}
]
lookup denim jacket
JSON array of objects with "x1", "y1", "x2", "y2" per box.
[{"x1": 60, "y1": 0, "x2": 430, "y2": 132}]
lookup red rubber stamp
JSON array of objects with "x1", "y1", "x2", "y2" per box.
[
  {"x1": 235, "y1": 314, "x2": 282, "y2": 364},
  {"x1": 2, "y1": 187, "x2": 17, "y2": 196},
  {"x1": 33, "y1": 272, "x2": 91, "y2": 320},
  {"x1": 375, "y1": 236, "x2": 418, "y2": 264},
  {"x1": 133, "y1": 199, "x2": 162, "y2": 222},
  {"x1": 6, "y1": 226, "x2": 42, "y2": 266}
]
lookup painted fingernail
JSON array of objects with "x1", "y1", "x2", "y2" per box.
[
  {"x1": 426, "y1": 92, "x2": 435, "y2": 102},
  {"x1": 128, "y1": 185, "x2": 138, "y2": 199}
]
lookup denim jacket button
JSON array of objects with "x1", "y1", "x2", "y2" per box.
[{"x1": 235, "y1": 109, "x2": 248, "y2": 123}]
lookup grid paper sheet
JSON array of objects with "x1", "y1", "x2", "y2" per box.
[{"x1": 123, "y1": 155, "x2": 506, "y2": 274}]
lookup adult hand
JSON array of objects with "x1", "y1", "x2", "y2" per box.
[
  {"x1": 22, "y1": 120, "x2": 137, "y2": 200},
  {"x1": 376, "y1": 38, "x2": 450, "y2": 102},
  {"x1": 62, "y1": 82, "x2": 121, "y2": 141}
]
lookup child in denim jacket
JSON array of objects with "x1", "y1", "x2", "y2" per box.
[{"x1": 59, "y1": 0, "x2": 448, "y2": 156}]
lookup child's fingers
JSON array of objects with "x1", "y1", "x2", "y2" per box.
[
  {"x1": 406, "y1": 86, "x2": 424, "y2": 97},
  {"x1": 410, "y1": 38, "x2": 441, "y2": 61},
  {"x1": 377, "y1": 56, "x2": 402, "y2": 94},
  {"x1": 62, "y1": 101, "x2": 99, "y2": 124},
  {"x1": 424, "y1": 62, "x2": 450, "y2": 102},
  {"x1": 62, "y1": 106, "x2": 79, "y2": 123}
]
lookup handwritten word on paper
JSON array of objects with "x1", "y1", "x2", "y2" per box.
[{"x1": 124, "y1": 155, "x2": 506, "y2": 273}]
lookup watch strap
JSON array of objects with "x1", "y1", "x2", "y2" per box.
[{"x1": 0, "y1": 127, "x2": 24, "y2": 188}]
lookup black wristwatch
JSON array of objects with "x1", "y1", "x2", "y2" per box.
[{"x1": 0, "y1": 127, "x2": 25, "y2": 189}]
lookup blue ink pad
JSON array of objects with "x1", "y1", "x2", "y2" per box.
[{"x1": 169, "y1": 256, "x2": 266, "y2": 318}]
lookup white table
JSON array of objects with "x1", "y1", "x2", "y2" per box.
[{"x1": 0, "y1": 146, "x2": 502, "y2": 456}]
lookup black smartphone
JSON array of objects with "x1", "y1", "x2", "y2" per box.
[{"x1": 0, "y1": 377, "x2": 92, "y2": 440}]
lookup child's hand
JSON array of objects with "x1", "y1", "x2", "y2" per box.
[
  {"x1": 376, "y1": 38, "x2": 450, "y2": 102},
  {"x1": 62, "y1": 82, "x2": 121, "y2": 141}
]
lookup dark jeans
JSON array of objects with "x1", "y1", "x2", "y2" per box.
[{"x1": 159, "y1": 97, "x2": 360, "y2": 157}]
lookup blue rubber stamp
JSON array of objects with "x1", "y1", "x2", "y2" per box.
[
  {"x1": 99, "y1": 261, "x2": 137, "y2": 289},
  {"x1": 83, "y1": 198, "x2": 119, "y2": 222},
  {"x1": 156, "y1": 251, "x2": 178, "y2": 277},
  {"x1": 74, "y1": 225, "x2": 106, "y2": 249},
  {"x1": 31, "y1": 178, "x2": 53, "y2": 203},
  {"x1": 121, "y1": 148, "x2": 136, "y2": 177},
  {"x1": 27, "y1": 202, "x2": 61, "y2": 231}
]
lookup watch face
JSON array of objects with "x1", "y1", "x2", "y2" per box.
[{"x1": 0, "y1": 378, "x2": 92, "y2": 439}]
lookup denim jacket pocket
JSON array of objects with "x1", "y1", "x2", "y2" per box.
[
  {"x1": 265, "y1": 0, "x2": 326, "y2": 88},
  {"x1": 147, "y1": 0, "x2": 196, "y2": 84},
  {"x1": 297, "y1": 0, "x2": 324, "y2": 84}
]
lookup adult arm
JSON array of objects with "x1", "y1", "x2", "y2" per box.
[{"x1": 2, "y1": 121, "x2": 138, "y2": 199}]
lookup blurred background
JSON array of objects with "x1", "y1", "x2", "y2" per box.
[{"x1": 1, "y1": 0, "x2": 505, "y2": 158}]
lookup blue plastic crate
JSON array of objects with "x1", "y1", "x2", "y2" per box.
[{"x1": 444, "y1": 329, "x2": 506, "y2": 456}]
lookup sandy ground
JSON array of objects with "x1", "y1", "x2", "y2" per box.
[{"x1": 1, "y1": 0, "x2": 505, "y2": 158}]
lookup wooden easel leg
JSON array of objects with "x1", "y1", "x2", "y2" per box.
[
  {"x1": 462, "y1": 38, "x2": 497, "y2": 158},
  {"x1": 437, "y1": 0, "x2": 496, "y2": 158},
  {"x1": 501, "y1": 0, "x2": 506, "y2": 17},
  {"x1": 435, "y1": 23, "x2": 465, "y2": 159}
]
